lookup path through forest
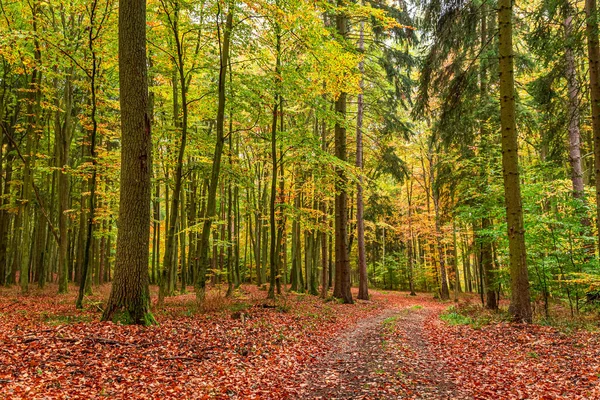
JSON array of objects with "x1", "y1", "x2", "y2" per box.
[
  {"x1": 3, "y1": 287, "x2": 600, "y2": 399},
  {"x1": 299, "y1": 299, "x2": 463, "y2": 400}
]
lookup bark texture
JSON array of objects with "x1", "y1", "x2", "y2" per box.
[
  {"x1": 102, "y1": 0, "x2": 154, "y2": 325},
  {"x1": 586, "y1": 0, "x2": 600, "y2": 256},
  {"x1": 498, "y1": 0, "x2": 532, "y2": 323},
  {"x1": 333, "y1": 1, "x2": 353, "y2": 304},
  {"x1": 356, "y1": 17, "x2": 368, "y2": 301}
]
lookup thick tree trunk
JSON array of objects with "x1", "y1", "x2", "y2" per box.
[
  {"x1": 102, "y1": 0, "x2": 154, "y2": 325},
  {"x1": 499, "y1": 0, "x2": 532, "y2": 322},
  {"x1": 564, "y1": 11, "x2": 585, "y2": 201},
  {"x1": 586, "y1": 0, "x2": 600, "y2": 257},
  {"x1": 333, "y1": 2, "x2": 353, "y2": 304}
]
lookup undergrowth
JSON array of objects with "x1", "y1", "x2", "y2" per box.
[{"x1": 440, "y1": 303, "x2": 510, "y2": 329}]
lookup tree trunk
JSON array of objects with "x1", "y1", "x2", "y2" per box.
[
  {"x1": 499, "y1": 0, "x2": 532, "y2": 322},
  {"x1": 356, "y1": 15, "x2": 368, "y2": 301},
  {"x1": 268, "y1": 20, "x2": 282, "y2": 299},
  {"x1": 57, "y1": 72, "x2": 73, "y2": 294},
  {"x1": 586, "y1": 0, "x2": 600, "y2": 257},
  {"x1": 333, "y1": 2, "x2": 353, "y2": 304},
  {"x1": 407, "y1": 179, "x2": 416, "y2": 296},
  {"x1": 160, "y1": 1, "x2": 189, "y2": 307},
  {"x1": 102, "y1": 0, "x2": 154, "y2": 325},
  {"x1": 195, "y1": 5, "x2": 234, "y2": 298},
  {"x1": 564, "y1": 8, "x2": 585, "y2": 202},
  {"x1": 77, "y1": 6, "x2": 101, "y2": 307}
]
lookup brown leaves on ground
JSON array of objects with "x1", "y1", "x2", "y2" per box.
[
  {"x1": 425, "y1": 310, "x2": 600, "y2": 399},
  {"x1": 1, "y1": 286, "x2": 600, "y2": 399},
  {"x1": 0, "y1": 285, "x2": 382, "y2": 399}
]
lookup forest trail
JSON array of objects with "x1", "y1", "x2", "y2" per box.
[{"x1": 299, "y1": 299, "x2": 463, "y2": 400}]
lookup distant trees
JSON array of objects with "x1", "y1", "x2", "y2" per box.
[{"x1": 9, "y1": 0, "x2": 600, "y2": 324}]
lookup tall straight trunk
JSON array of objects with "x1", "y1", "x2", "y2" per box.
[
  {"x1": 102, "y1": 0, "x2": 154, "y2": 325},
  {"x1": 268, "y1": 21, "x2": 282, "y2": 299},
  {"x1": 356, "y1": 16, "x2": 368, "y2": 301},
  {"x1": 10, "y1": 204, "x2": 22, "y2": 286},
  {"x1": 290, "y1": 180, "x2": 302, "y2": 292},
  {"x1": 586, "y1": 0, "x2": 600, "y2": 256},
  {"x1": 254, "y1": 185, "x2": 262, "y2": 285},
  {"x1": 180, "y1": 186, "x2": 187, "y2": 292},
  {"x1": 225, "y1": 111, "x2": 234, "y2": 296},
  {"x1": 196, "y1": 5, "x2": 234, "y2": 298},
  {"x1": 57, "y1": 73, "x2": 73, "y2": 293},
  {"x1": 75, "y1": 196, "x2": 86, "y2": 284},
  {"x1": 320, "y1": 214, "x2": 328, "y2": 297},
  {"x1": 234, "y1": 133, "x2": 242, "y2": 286},
  {"x1": 452, "y1": 219, "x2": 460, "y2": 302},
  {"x1": 105, "y1": 221, "x2": 113, "y2": 282},
  {"x1": 151, "y1": 178, "x2": 159, "y2": 285},
  {"x1": 187, "y1": 170, "x2": 196, "y2": 286},
  {"x1": 319, "y1": 117, "x2": 329, "y2": 297},
  {"x1": 310, "y1": 227, "x2": 319, "y2": 295},
  {"x1": 98, "y1": 220, "x2": 107, "y2": 285},
  {"x1": 499, "y1": 0, "x2": 532, "y2": 322},
  {"x1": 432, "y1": 166, "x2": 449, "y2": 300},
  {"x1": 407, "y1": 179, "x2": 416, "y2": 296},
  {"x1": 564, "y1": 8, "x2": 585, "y2": 201},
  {"x1": 235, "y1": 192, "x2": 241, "y2": 286},
  {"x1": 77, "y1": 3, "x2": 101, "y2": 307},
  {"x1": 461, "y1": 230, "x2": 472, "y2": 292},
  {"x1": 333, "y1": 2, "x2": 353, "y2": 304},
  {"x1": 20, "y1": 7, "x2": 42, "y2": 293},
  {"x1": 0, "y1": 151, "x2": 14, "y2": 286},
  {"x1": 305, "y1": 229, "x2": 312, "y2": 293},
  {"x1": 35, "y1": 207, "x2": 47, "y2": 287},
  {"x1": 482, "y1": 217, "x2": 498, "y2": 309},
  {"x1": 160, "y1": 1, "x2": 189, "y2": 306},
  {"x1": 275, "y1": 118, "x2": 285, "y2": 289},
  {"x1": 479, "y1": 7, "x2": 498, "y2": 310}
]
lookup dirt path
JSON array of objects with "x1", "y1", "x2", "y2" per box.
[{"x1": 298, "y1": 301, "x2": 468, "y2": 399}]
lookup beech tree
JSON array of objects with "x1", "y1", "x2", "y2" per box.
[{"x1": 102, "y1": 0, "x2": 154, "y2": 325}]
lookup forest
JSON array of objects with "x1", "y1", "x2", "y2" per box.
[{"x1": 2, "y1": 0, "x2": 600, "y2": 397}]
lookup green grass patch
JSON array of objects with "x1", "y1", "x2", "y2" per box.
[
  {"x1": 42, "y1": 313, "x2": 93, "y2": 326},
  {"x1": 228, "y1": 302, "x2": 251, "y2": 313},
  {"x1": 383, "y1": 315, "x2": 399, "y2": 329},
  {"x1": 440, "y1": 303, "x2": 512, "y2": 329},
  {"x1": 440, "y1": 311, "x2": 473, "y2": 326}
]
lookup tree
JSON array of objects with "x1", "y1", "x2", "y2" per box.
[
  {"x1": 332, "y1": 0, "x2": 353, "y2": 304},
  {"x1": 498, "y1": 0, "x2": 532, "y2": 322},
  {"x1": 195, "y1": 2, "x2": 234, "y2": 299},
  {"x1": 586, "y1": 0, "x2": 600, "y2": 256},
  {"x1": 356, "y1": 12, "x2": 368, "y2": 301},
  {"x1": 102, "y1": 0, "x2": 155, "y2": 325}
]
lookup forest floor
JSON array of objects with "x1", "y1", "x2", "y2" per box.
[{"x1": 1, "y1": 285, "x2": 600, "y2": 399}]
